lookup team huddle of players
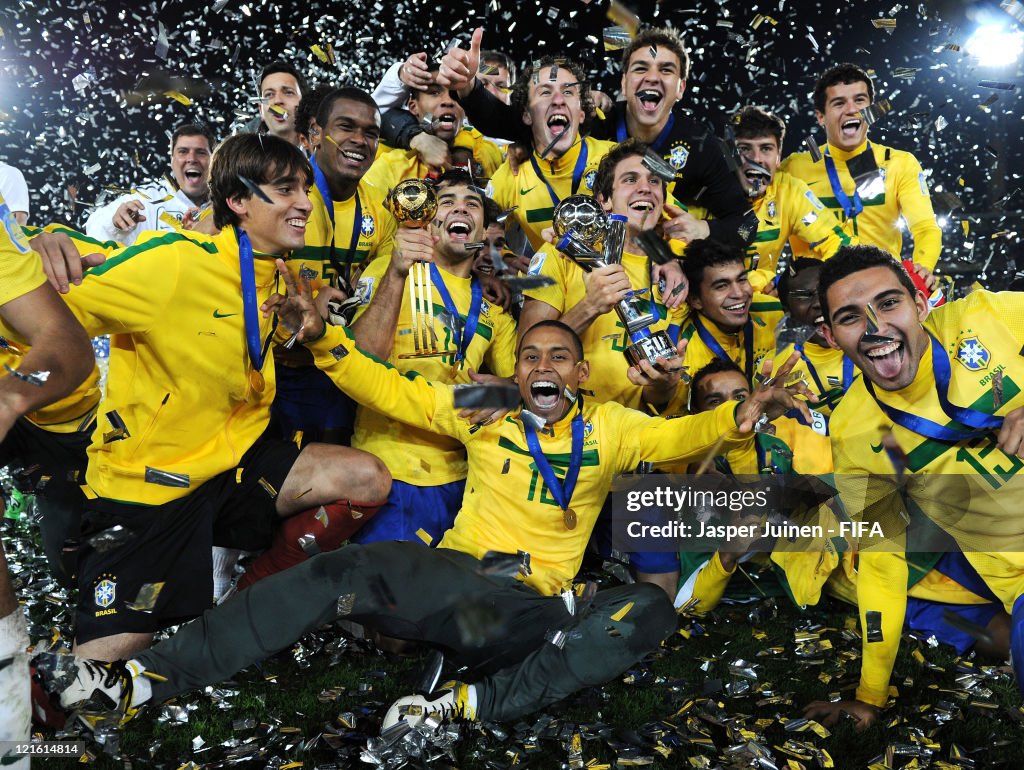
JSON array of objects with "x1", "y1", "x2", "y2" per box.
[{"x1": 0, "y1": 22, "x2": 1021, "y2": 751}]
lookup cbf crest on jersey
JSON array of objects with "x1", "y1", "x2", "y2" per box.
[
  {"x1": 669, "y1": 145, "x2": 689, "y2": 170},
  {"x1": 955, "y1": 335, "x2": 990, "y2": 372},
  {"x1": 95, "y1": 573, "x2": 117, "y2": 608},
  {"x1": 361, "y1": 213, "x2": 375, "y2": 237},
  {"x1": 583, "y1": 170, "x2": 597, "y2": 191},
  {"x1": 766, "y1": 199, "x2": 777, "y2": 219},
  {"x1": 0, "y1": 202, "x2": 29, "y2": 253}
]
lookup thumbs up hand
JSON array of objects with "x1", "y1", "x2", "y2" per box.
[{"x1": 438, "y1": 27, "x2": 483, "y2": 97}]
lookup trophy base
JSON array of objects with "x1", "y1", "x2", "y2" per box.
[
  {"x1": 398, "y1": 349, "x2": 458, "y2": 359},
  {"x1": 624, "y1": 330, "x2": 676, "y2": 369}
]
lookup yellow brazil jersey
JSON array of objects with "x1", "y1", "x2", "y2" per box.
[
  {"x1": 829, "y1": 289, "x2": 1024, "y2": 706},
  {"x1": 63, "y1": 226, "x2": 281, "y2": 506},
  {"x1": 780, "y1": 140, "x2": 941, "y2": 269},
  {"x1": 4, "y1": 220, "x2": 110, "y2": 432},
  {"x1": 744, "y1": 172, "x2": 851, "y2": 292},
  {"x1": 489, "y1": 136, "x2": 616, "y2": 251},
  {"x1": 308, "y1": 323, "x2": 750, "y2": 595},
  {"x1": 349, "y1": 255, "x2": 517, "y2": 485},
  {"x1": 676, "y1": 294, "x2": 784, "y2": 410},
  {"x1": 771, "y1": 340, "x2": 858, "y2": 419},
  {"x1": 523, "y1": 245, "x2": 688, "y2": 412},
  {"x1": 292, "y1": 178, "x2": 395, "y2": 289}
]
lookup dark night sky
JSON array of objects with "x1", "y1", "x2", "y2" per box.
[{"x1": 0, "y1": 0, "x2": 1021, "y2": 286}]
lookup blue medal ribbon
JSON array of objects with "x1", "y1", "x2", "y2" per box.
[
  {"x1": 428, "y1": 263, "x2": 482, "y2": 363},
  {"x1": 522, "y1": 401, "x2": 584, "y2": 514},
  {"x1": 864, "y1": 333, "x2": 1004, "y2": 442},
  {"x1": 615, "y1": 111, "x2": 676, "y2": 154},
  {"x1": 529, "y1": 140, "x2": 589, "y2": 208},
  {"x1": 693, "y1": 315, "x2": 754, "y2": 380},
  {"x1": 310, "y1": 154, "x2": 362, "y2": 285},
  {"x1": 823, "y1": 144, "x2": 870, "y2": 219},
  {"x1": 238, "y1": 229, "x2": 277, "y2": 374},
  {"x1": 795, "y1": 343, "x2": 855, "y2": 395}
]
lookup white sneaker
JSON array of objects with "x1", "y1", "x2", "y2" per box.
[
  {"x1": 381, "y1": 681, "x2": 476, "y2": 730},
  {"x1": 59, "y1": 659, "x2": 148, "y2": 724}
]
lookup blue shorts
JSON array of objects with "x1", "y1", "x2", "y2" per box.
[
  {"x1": 351, "y1": 479, "x2": 466, "y2": 546},
  {"x1": 272, "y1": 365, "x2": 355, "y2": 433},
  {"x1": 592, "y1": 494, "x2": 680, "y2": 575},
  {"x1": 905, "y1": 598, "x2": 1001, "y2": 655}
]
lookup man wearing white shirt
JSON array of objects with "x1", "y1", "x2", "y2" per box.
[
  {"x1": 0, "y1": 161, "x2": 30, "y2": 225},
  {"x1": 84, "y1": 124, "x2": 214, "y2": 246}
]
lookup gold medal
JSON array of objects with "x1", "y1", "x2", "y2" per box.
[
  {"x1": 563, "y1": 507, "x2": 577, "y2": 530},
  {"x1": 249, "y1": 369, "x2": 265, "y2": 394}
]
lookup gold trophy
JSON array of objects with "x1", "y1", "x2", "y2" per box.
[{"x1": 386, "y1": 180, "x2": 455, "y2": 359}]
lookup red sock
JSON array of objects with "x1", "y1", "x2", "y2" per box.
[{"x1": 236, "y1": 501, "x2": 382, "y2": 590}]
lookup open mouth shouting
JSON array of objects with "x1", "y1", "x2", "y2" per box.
[
  {"x1": 444, "y1": 217, "x2": 474, "y2": 244},
  {"x1": 182, "y1": 168, "x2": 204, "y2": 185},
  {"x1": 636, "y1": 88, "x2": 663, "y2": 115},
  {"x1": 529, "y1": 379, "x2": 561, "y2": 412},
  {"x1": 861, "y1": 337, "x2": 904, "y2": 381},
  {"x1": 841, "y1": 118, "x2": 862, "y2": 140},
  {"x1": 546, "y1": 112, "x2": 571, "y2": 137},
  {"x1": 435, "y1": 111, "x2": 460, "y2": 131}
]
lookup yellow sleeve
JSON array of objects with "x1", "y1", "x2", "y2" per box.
[
  {"x1": 348, "y1": 254, "x2": 389, "y2": 324},
  {"x1": 23, "y1": 223, "x2": 123, "y2": 259},
  {"x1": 784, "y1": 175, "x2": 851, "y2": 260},
  {"x1": 895, "y1": 153, "x2": 941, "y2": 269},
  {"x1": 830, "y1": 403, "x2": 909, "y2": 707},
  {"x1": 626, "y1": 400, "x2": 748, "y2": 465},
  {"x1": 484, "y1": 310, "x2": 517, "y2": 378},
  {"x1": 678, "y1": 552, "x2": 736, "y2": 613},
  {"x1": 855, "y1": 550, "x2": 908, "y2": 707},
  {"x1": 362, "y1": 154, "x2": 399, "y2": 195},
  {"x1": 308, "y1": 324, "x2": 470, "y2": 441},
  {"x1": 747, "y1": 268, "x2": 775, "y2": 294},
  {"x1": 0, "y1": 194, "x2": 48, "y2": 305},
  {"x1": 522, "y1": 244, "x2": 569, "y2": 311},
  {"x1": 62, "y1": 233, "x2": 185, "y2": 337}
]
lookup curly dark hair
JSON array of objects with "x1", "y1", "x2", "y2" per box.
[
  {"x1": 812, "y1": 63, "x2": 874, "y2": 113},
  {"x1": 817, "y1": 245, "x2": 916, "y2": 324},
  {"x1": 592, "y1": 138, "x2": 666, "y2": 201}
]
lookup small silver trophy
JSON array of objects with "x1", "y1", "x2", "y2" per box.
[{"x1": 552, "y1": 195, "x2": 676, "y2": 370}]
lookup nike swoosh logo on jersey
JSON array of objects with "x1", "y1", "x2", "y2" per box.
[
  {"x1": 870, "y1": 442, "x2": 884, "y2": 453},
  {"x1": 213, "y1": 309, "x2": 237, "y2": 318},
  {"x1": 520, "y1": 186, "x2": 537, "y2": 195}
]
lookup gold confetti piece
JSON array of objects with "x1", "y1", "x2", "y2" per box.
[
  {"x1": 126, "y1": 581, "x2": 165, "y2": 612},
  {"x1": 292, "y1": 486, "x2": 313, "y2": 501},
  {"x1": 416, "y1": 528, "x2": 433, "y2": 545},
  {"x1": 311, "y1": 44, "x2": 329, "y2": 63},
  {"x1": 606, "y1": 0, "x2": 640, "y2": 36},
  {"x1": 142, "y1": 669, "x2": 169, "y2": 682},
  {"x1": 257, "y1": 477, "x2": 278, "y2": 497},
  {"x1": 610, "y1": 601, "x2": 634, "y2": 621},
  {"x1": 269, "y1": 104, "x2": 288, "y2": 118},
  {"x1": 164, "y1": 90, "x2": 192, "y2": 106},
  {"x1": 751, "y1": 14, "x2": 778, "y2": 29},
  {"x1": 236, "y1": 468, "x2": 244, "y2": 483},
  {"x1": 871, "y1": 18, "x2": 897, "y2": 28},
  {"x1": 279, "y1": 762, "x2": 303, "y2": 769}
]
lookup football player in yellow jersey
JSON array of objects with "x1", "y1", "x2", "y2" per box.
[
  {"x1": 345, "y1": 170, "x2": 517, "y2": 546},
  {"x1": 780, "y1": 64, "x2": 941, "y2": 273},
  {"x1": 0, "y1": 194, "x2": 95, "y2": 764},
  {"x1": 55, "y1": 313, "x2": 812, "y2": 732},
  {"x1": 676, "y1": 359, "x2": 832, "y2": 611},
  {"x1": 50, "y1": 135, "x2": 390, "y2": 663},
  {"x1": 802, "y1": 244, "x2": 1024, "y2": 729},
  {"x1": 731, "y1": 106, "x2": 850, "y2": 292},
  {"x1": 488, "y1": 56, "x2": 616, "y2": 251},
  {"x1": 678, "y1": 239, "x2": 784, "y2": 409},
  {"x1": 275, "y1": 87, "x2": 396, "y2": 445},
  {"x1": 521, "y1": 140, "x2": 689, "y2": 414},
  {"x1": 774, "y1": 258, "x2": 857, "y2": 420}
]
